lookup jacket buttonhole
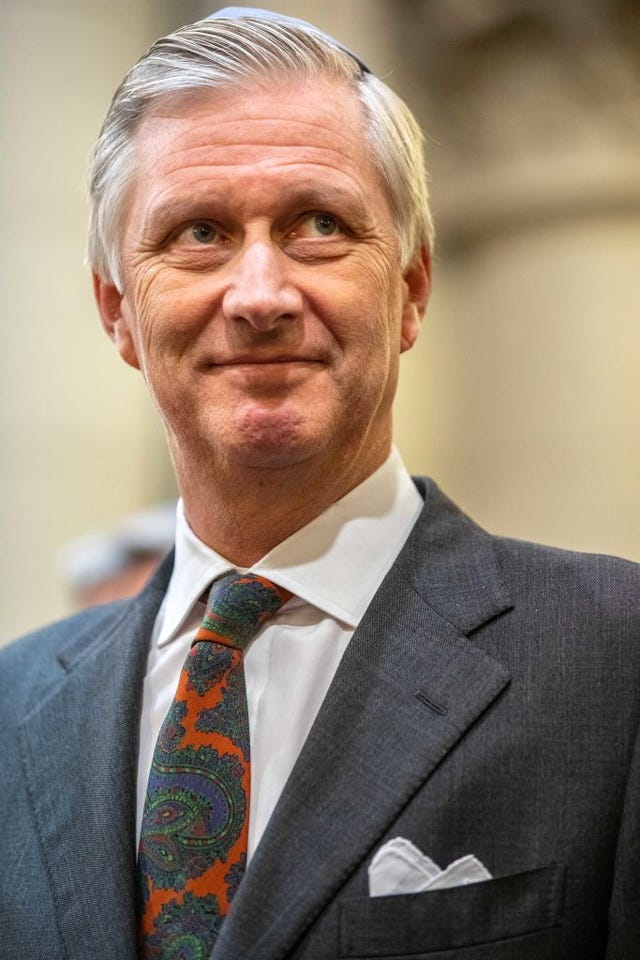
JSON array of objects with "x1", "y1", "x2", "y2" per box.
[{"x1": 415, "y1": 691, "x2": 447, "y2": 715}]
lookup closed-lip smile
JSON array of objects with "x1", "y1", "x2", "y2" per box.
[{"x1": 211, "y1": 355, "x2": 323, "y2": 366}]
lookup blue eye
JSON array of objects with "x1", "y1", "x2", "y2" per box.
[
  {"x1": 283, "y1": 212, "x2": 347, "y2": 246},
  {"x1": 191, "y1": 222, "x2": 217, "y2": 243},
  {"x1": 313, "y1": 214, "x2": 338, "y2": 236}
]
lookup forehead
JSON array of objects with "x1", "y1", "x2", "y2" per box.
[{"x1": 127, "y1": 77, "x2": 386, "y2": 211}]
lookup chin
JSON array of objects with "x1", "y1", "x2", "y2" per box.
[
  {"x1": 228, "y1": 435, "x2": 321, "y2": 470},
  {"x1": 223, "y1": 406, "x2": 325, "y2": 469}
]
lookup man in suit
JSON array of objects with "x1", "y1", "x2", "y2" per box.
[{"x1": 2, "y1": 8, "x2": 639, "y2": 959}]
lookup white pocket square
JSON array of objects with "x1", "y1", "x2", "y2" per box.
[{"x1": 368, "y1": 837, "x2": 492, "y2": 897}]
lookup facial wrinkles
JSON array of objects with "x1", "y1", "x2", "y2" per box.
[
  {"x1": 123, "y1": 184, "x2": 397, "y2": 350},
  {"x1": 125, "y1": 232, "x2": 400, "y2": 385},
  {"x1": 141, "y1": 103, "x2": 365, "y2": 167},
  {"x1": 127, "y1": 247, "x2": 395, "y2": 395},
  {"x1": 125, "y1": 92, "x2": 392, "y2": 242},
  {"x1": 134, "y1": 163, "x2": 379, "y2": 253},
  {"x1": 119, "y1": 84, "x2": 404, "y2": 372},
  {"x1": 140, "y1": 177, "x2": 375, "y2": 255}
]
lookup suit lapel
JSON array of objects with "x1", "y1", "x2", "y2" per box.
[
  {"x1": 18, "y1": 554, "x2": 173, "y2": 960},
  {"x1": 16, "y1": 481, "x2": 512, "y2": 960},
  {"x1": 214, "y1": 480, "x2": 514, "y2": 960}
]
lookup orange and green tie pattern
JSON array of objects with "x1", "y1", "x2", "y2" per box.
[{"x1": 138, "y1": 572, "x2": 292, "y2": 958}]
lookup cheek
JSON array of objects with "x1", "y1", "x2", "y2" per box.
[
  {"x1": 309, "y1": 260, "x2": 400, "y2": 348},
  {"x1": 334, "y1": 285, "x2": 402, "y2": 362},
  {"x1": 127, "y1": 268, "x2": 205, "y2": 357}
]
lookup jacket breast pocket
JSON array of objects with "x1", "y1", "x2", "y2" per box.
[{"x1": 338, "y1": 863, "x2": 564, "y2": 958}]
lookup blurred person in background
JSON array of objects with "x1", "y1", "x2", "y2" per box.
[
  {"x1": 58, "y1": 502, "x2": 177, "y2": 608},
  {"x1": 1, "y1": 8, "x2": 639, "y2": 960}
]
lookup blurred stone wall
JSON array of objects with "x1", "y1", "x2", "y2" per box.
[{"x1": 389, "y1": 0, "x2": 640, "y2": 558}]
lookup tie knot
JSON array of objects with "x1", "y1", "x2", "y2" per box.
[{"x1": 196, "y1": 572, "x2": 292, "y2": 650}]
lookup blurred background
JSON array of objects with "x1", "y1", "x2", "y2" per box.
[{"x1": 1, "y1": 0, "x2": 639, "y2": 640}]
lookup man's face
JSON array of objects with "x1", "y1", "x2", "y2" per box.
[{"x1": 96, "y1": 77, "x2": 429, "y2": 480}]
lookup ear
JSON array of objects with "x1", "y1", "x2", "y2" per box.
[
  {"x1": 400, "y1": 246, "x2": 431, "y2": 353},
  {"x1": 92, "y1": 273, "x2": 141, "y2": 370}
]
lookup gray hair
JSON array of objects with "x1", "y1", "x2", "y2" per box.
[{"x1": 87, "y1": 17, "x2": 434, "y2": 290}]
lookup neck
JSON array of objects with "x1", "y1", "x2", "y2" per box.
[{"x1": 174, "y1": 440, "x2": 390, "y2": 567}]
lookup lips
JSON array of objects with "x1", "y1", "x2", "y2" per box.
[{"x1": 208, "y1": 355, "x2": 324, "y2": 367}]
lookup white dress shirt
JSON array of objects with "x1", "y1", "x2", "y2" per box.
[{"x1": 137, "y1": 448, "x2": 423, "y2": 858}]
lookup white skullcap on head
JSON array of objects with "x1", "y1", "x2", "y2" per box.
[{"x1": 207, "y1": 6, "x2": 371, "y2": 73}]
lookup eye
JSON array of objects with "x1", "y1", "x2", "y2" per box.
[
  {"x1": 310, "y1": 213, "x2": 340, "y2": 236},
  {"x1": 190, "y1": 222, "x2": 219, "y2": 244},
  {"x1": 287, "y1": 212, "x2": 343, "y2": 240}
]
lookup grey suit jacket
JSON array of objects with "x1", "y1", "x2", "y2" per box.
[{"x1": 2, "y1": 479, "x2": 639, "y2": 960}]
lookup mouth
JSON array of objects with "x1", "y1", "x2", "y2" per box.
[
  {"x1": 202, "y1": 355, "x2": 326, "y2": 373},
  {"x1": 218, "y1": 356, "x2": 323, "y2": 366},
  {"x1": 199, "y1": 356, "x2": 326, "y2": 392}
]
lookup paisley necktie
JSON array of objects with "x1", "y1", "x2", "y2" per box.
[{"x1": 138, "y1": 571, "x2": 292, "y2": 957}]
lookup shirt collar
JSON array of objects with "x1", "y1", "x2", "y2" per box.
[{"x1": 155, "y1": 448, "x2": 423, "y2": 647}]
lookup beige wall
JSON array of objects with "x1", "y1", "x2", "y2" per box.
[
  {"x1": 1, "y1": 0, "x2": 638, "y2": 642},
  {"x1": 391, "y1": 0, "x2": 640, "y2": 558},
  {"x1": 395, "y1": 216, "x2": 640, "y2": 558},
  {"x1": 0, "y1": 1, "x2": 178, "y2": 639}
]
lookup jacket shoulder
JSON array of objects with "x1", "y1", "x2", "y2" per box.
[
  {"x1": 415, "y1": 473, "x2": 640, "y2": 594},
  {"x1": 0, "y1": 600, "x2": 129, "y2": 713},
  {"x1": 409, "y1": 476, "x2": 640, "y2": 634},
  {"x1": 492, "y1": 533, "x2": 640, "y2": 609}
]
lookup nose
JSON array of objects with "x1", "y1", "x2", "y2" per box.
[{"x1": 222, "y1": 240, "x2": 303, "y2": 330}]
